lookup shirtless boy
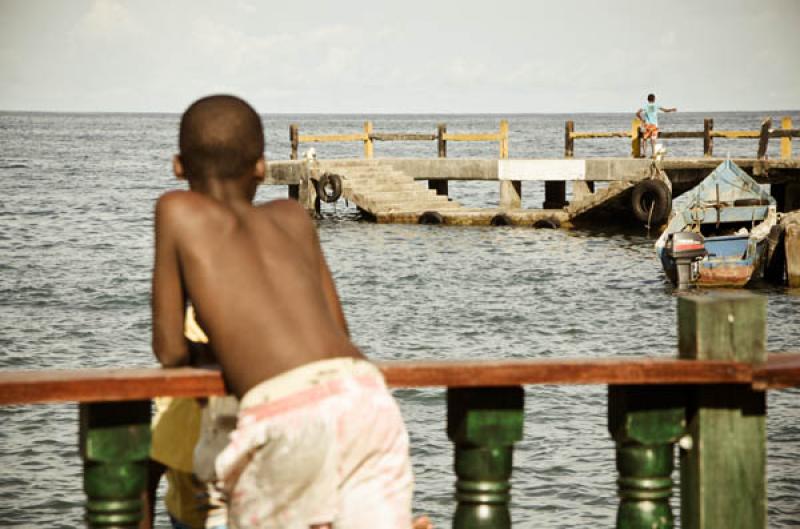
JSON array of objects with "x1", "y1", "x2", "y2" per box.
[{"x1": 151, "y1": 95, "x2": 416, "y2": 529}]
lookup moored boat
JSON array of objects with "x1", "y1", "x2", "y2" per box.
[{"x1": 655, "y1": 160, "x2": 777, "y2": 288}]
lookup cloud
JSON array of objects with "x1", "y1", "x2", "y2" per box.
[
  {"x1": 74, "y1": 0, "x2": 139, "y2": 40},
  {"x1": 446, "y1": 57, "x2": 487, "y2": 86}
]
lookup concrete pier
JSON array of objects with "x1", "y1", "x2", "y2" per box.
[{"x1": 266, "y1": 157, "x2": 800, "y2": 227}]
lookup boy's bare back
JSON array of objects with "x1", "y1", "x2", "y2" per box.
[{"x1": 151, "y1": 96, "x2": 362, "y2": 397}]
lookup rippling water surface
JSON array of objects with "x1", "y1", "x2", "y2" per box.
[{"x1": 1, "y1": 111, "x2": 799, "y2": 528}]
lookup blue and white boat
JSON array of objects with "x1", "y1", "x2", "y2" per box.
[{"x1": 655, "y1": 160, "x2": 777, "y2": 288}]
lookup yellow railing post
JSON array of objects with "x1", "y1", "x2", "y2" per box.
[
  {"x1": 499, "y1": 120, "x2": 509, "y2": 159},
  {"x1": 782, "y1": 116, "x2": 793, "y2": 160},
  {"x1": 498, "y1": 120, "x2": 521, "y2": 209},
  {"x1": 364, "y1": 121, "x2": 374, "y2": 159},
  {"x1": 631, "y1": 119, "x2": 642, "y2": 158}
]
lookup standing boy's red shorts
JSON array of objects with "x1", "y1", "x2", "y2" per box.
[{"x1": 643, "y1": 123, "x2": 659, "y2": 139}]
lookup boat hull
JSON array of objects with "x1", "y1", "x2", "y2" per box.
[{"x1": 658, "y1": 237, "x2": 768, "y2": 288}]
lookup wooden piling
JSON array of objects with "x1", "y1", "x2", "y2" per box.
[
  {"x1": 498, "y1": 120, "x2": 522, "y2": 209},
  {"x1": 703, "y1": 119, "x2": 714, "y2": 157},
  {"x1": 781, "y1": 117, "x2": 793, "y2": 159},
  {"x1": 447, "y1": 386, "x2": 524, "y2": 529},
  {"x1": 429, "y1": 124, "x2": 449, "y2": 196},
  {"x1": 757, "y1": 118, "x2": 771, "y2": 159},
  {"x1": 786, "y1": 223, "x2": 800, "y2": 288},
  {"x1": 438, "y1": 123, "x2": 448, "y2": 158},
  {"x1": 289, "y1": 124, "x2": 301, "y2": 199},
  {"x1": 290, "y1": 124, "x2": 299, "y2": 160},
  {"x1": 631, "y1": 119, "x2": 642, "y2": 158},
  {"x1": 565, "y1": 120, "x2": 575, "y2": 158},
  {"x1": 678, "y1": 293, "x2": 767, "y2": 529},
  {"x1": 499, "y1": 119, "x2": 509, "y2": 159},
  {"x1": 364, "y1": 121, "x2": 374, "y2": 159}
]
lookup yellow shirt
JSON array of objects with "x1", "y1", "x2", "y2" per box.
[{"x1": 151, "y1": 306, "x2": 212, "y2": 528}]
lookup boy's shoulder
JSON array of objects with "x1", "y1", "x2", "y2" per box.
[
  {"x1": 155, "y1": 189, "x2": 207, "y2": 217},
  {"x1": 155, "y1": 192, "x2": 312, "y2": 234},
  {"x1": 255, "y1": 199, "x2": 317, "y2": 240}
]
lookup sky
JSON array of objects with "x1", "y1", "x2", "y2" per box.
[{"x1": 0, "y1": 0, "x2": 798, "y2": 114}]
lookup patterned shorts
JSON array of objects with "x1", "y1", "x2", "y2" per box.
[
  {"x1": 643, "y1": 123, "x2": 659, "y2": 139},
  {"x1": 216, "y1": 358, "x2": 413, "y2": 529}
]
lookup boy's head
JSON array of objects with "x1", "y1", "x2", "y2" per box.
[
  {"x1": 647, "y1": 93, "x2": 656, "y2": 103},
  {"x1": 176, "y1": 95, "x2": 264, "y2": 182}
]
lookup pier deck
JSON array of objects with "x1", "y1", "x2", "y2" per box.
[{"x1": 269, "y1": 157, "x2": 800, "y2": 226}]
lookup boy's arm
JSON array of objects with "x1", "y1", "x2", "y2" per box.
[
  {"x1": 636, "y1": 108, "x2": 645, "y2": 122},
  {"x1": 151, "y1": 194, "x2": 190, "y2": 366},
  {"x1": 660, "y1": 107, "x2": 677, "y2": 112}
]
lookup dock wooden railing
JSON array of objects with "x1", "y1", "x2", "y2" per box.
[
  {"x1": 2, "y1": 294, "x2": 800, "y2": 528},
  {"x1": 289, "y1": 120, "x2": 509, "y2": 161},
  {"x1": 565, "y1": 117, "x2": 799, "y2": 160},
  {"x1": 289, "y1": 120, "x2": 512, "y2": 204}
]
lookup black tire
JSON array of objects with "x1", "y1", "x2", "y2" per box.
[
  {"x1": 318, "y1": 173, "x2": 342, "y2": 203},
  {"x1": 533, "y1": 217, "x2": 560, "y2": 229},
  {"x1": 631, "y1": 180, "x2": 671, "y2": 224},
  {"x1": 418, "y1": 211, "x2": 443, "y2": 225},
  {"x1": 490, "y1": 213, "x2": 512, "y2": 226}
]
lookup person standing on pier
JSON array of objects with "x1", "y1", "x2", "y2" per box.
[
  {"x1": 636, "y1": 93, "x2": 677, "y2": 158},
  {"x1": 151, "y1": 95, "x2": 427, "y2": 529}
]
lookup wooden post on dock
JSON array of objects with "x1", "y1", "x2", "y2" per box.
[
  {"x1": 290, "y1": 124, "x2": 299, "y2": 160},
  {"x1": 429, "y1": 123, "x2": 449, "y2": 196},
  {"x1": 631, "y1": 119, "x2": 642, "y2": 158},
  {"x1": 447, "y1": 387, "x2": 524, "y2": 529},
  {"x1": 364, "y1": 121, "x2": 374, "y2": 159},
  {"x1": 678, "y1": 293, "x2": 767, "y2": 529},
  {"x1": 703, "y1": 119, "x2": 714, "y2": 157},
  {"x1": 80, "y1": 401, "x2": 151, "y2": 528},
  {"x1": 566, "y1": 120, "x2": 594, "y2": 200},
  {"x1": 498, "y1": 120, "x2": 522, "y2": 209},
  {"x1": 786, "y1": 223, "x2": 800, "y2": 288},
  {"x1": 289, "y1": 124, "x2": 300, "y2": 199},
  {"x1": 499, "y1": 119, "x2": 509, "y2": 159},
  {"x1": 757, "y1": 118, "x2": 771, "y2": 159},
  {"x1": 565, "y1": 120, "x2": 574, "y2": 158},
  {"x1": 781, "y1": 116, "x2": 793, "y2": 159},
  {"x1": 608, "y1": 386, "x2": 685, "y2": 529}
]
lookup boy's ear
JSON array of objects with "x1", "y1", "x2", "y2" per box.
[
  {"x1": 254, "y1": 156, "x2": 266, "y2": 183},
  {"x1": 173, "y1": 155, "x2": 186, "y2": 180}
]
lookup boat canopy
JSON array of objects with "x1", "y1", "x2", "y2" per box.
[{"x1": 666, "y1": 160, "x2": 775, "y2": 232}]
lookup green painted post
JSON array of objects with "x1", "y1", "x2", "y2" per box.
[
  {"x1": 608, "y1": 385, "x2": 686, "y2": 529},
  {"x1": 678, "y1": 293, "x2": 767, "y2": 529},
  {"x1": 447, "y1": 387, "x2": 524, "y2": 529},
  {"x1": 80, "y1": 401, "x2": 151, "y2": 528}
]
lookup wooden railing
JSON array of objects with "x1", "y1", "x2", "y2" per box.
[
  {"x1": 289, "y1": 120, "x2": 509, "y2": 160},
  {"x1": 565, "y1": 117, "x2": 799, "y2": 159},
  {"x1": 2, "y1": 294, "x2": 800, "y2": 528}
]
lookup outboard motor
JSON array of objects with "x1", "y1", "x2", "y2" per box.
[{"x1": 666, "y1": 232, "x2": 707, "y2": 288}]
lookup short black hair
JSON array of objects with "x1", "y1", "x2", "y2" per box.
[
  {"x1": 179, "y1": 95, "x2": 264, "y2": 180},
  {"x1": 647, "y1": 93, "x2": 656, "y2": 102}
]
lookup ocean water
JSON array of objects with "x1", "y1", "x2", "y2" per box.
[{"x1": 1, "y1": 110, "x2": 799, "y2": 528}]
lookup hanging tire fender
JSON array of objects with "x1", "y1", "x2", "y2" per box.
[
  {"x1": 631, "y1": 179, "x2": 672, "y2": 224},
  {"x1": 318, "y1": 173, "x2": 343, "y2": 203},
  {"x1": 418, "y1": 211, "x2": 444, "y2": 225}
]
